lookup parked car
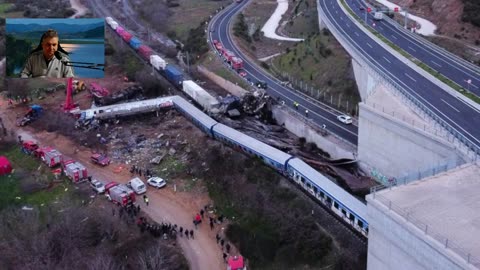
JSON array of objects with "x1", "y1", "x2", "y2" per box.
[
  {"x1": 337, "y1": 114, "x2": 353, "y2": 124},
  {"x1": 239, "y1": 71, "x2": 247, "y2": 77},
  {"x1": 90, "y1": 179, "x2": 105, "y2": 194},
  {"x1": 91, "y1": 153, "x2": 111, "y2": 166},
  {"x1": 147, "y1": 177, "x2": 166, "y2": 189},
  {"x1": 127, "y1": 177, "x2": 147, "y2": 194}
]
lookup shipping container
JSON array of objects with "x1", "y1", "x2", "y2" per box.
[
  {"x1": 115, "y1": 26, "x2": 124, "y2": 34},
  {"x1": 110, "y1": 21, "x2": 118, "y2": 30},
  {"x1": 182, "y1": 80, "x2": 219, "y2": 111},
  {"x1": 120, "y1": 31, "x2": 133, "y2": 43},
  {"x1": 138, "y1": 45, "x2": 153, "y2": 61},
  {"x1": 164, "y1": 65, "x2": 184, "y2": 86},
  {"x1": 129, "y1": 37, "x2": 142, "y2": 50},
  {"x1": 150, "y1": 55, "x2": 167, "y2": 70}
]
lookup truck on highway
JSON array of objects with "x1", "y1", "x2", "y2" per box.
[{"x1": 373, "y1": 12, "x2": 384, "y2": 20}]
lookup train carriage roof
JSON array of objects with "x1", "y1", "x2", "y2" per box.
[
  {"x1": 288, "y1": 158, "x2": 368, "y2": 223},
  {"x1": 172, "y1": 96, "x2": 218, "y2": 129},
  {"x1": 213, "y1": 123, "x2": 292, "y2": 165}
]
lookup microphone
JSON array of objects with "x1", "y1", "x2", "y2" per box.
[
  {"x1": 54, "y1": 51, "x2": 67, "y2": 62},
  {"x1": 53, "y1": 51, "x2": 105, "y2": 71}
]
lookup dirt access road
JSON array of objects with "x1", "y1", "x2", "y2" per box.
[
  {"x1": 0, "y1": 104, "x2": 225, "y2": 270},
  {"x1": 69, "y1": 0, "x2": 88, "y2": 18}
]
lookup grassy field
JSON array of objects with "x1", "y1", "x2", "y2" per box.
[
  {"x1": 198, "y1": 51, "x2": 251, "y2": 90},
  {"x1": 170, "y1": 0, "x2": 230, "y2": 41},
  {"x1": 237, "y1": 0, "x2": 360, "y2": 115},
  {"x1": 0, "y1": 143, "x2": 72, "y2": 210},
  {"x1": 282, "y1": 0, "x2": 320, "y2": 38},
  {"x1": 270, "y1": 31, "x2": 360, "y2": 115}
]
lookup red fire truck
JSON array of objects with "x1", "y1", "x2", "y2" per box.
[{"x1": 62, "y1": 159, "x2": 89, "y2": 183}]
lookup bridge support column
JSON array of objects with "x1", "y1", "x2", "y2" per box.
[
  {"x1": 317, "y1": 0, "x2": 327, "y2": 30},
  {"x1": 352, "y1": 58, "x2": 378, "y2": 101}
]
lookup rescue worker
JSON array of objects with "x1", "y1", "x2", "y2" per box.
[{"x1": 143, "y1": 195, "x2": 149, "y2": 206}]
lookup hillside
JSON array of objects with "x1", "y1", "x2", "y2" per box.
[{"x1": 387, "y1": 0, "x2": 480, "y2": 44}]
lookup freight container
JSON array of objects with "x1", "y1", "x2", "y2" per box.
[
  {"x1": 129, "y1": 37, "x2": 142, "y2": 50},
  {"x1": 110, "y1": 21, "x2": 118, "y2": 30},
  {"x1": 182, "y1": 80, "x2": 220, "y2": 111},
  {"x1": 138, "y1": 45, "x2": 153, "y2": 61},
  {"x1": 115, "y1": 26, "x2": 124, "y2": 34},
  {"x1": 120, "y1": 31, "x2": 133, "y2": 43},
  {"x1": 164, "y1": 65, "x2": 184, "y2": 86},
  {"x1": 150, "y1": 55, "x2": 167, "y2": 70},
  {"x1": 231, "y1": 57, "x2": 243, "y2": 70}
]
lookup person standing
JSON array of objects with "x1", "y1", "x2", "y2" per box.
[
  {"x1": 226, "y1": 243, "x2": 231, "y2": 254},
  {"x1": 189, "y1": 230, "x2": 194, "y2": 239},
  {"x1": 143, "y1": 195, "x2": 149, "y2": 206},
  {"x1": 20, "y1": 29, "x2": 75, "y2": 78},
  {"x1": 210, "y1": 219, "x2": 214, "y2": 230},
  {"x1": 200, "y1": 209, "x2": 205, "y2": 218}
]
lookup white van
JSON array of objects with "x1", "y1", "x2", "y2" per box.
[{"x1": 127, "y1": 177, "x2": 147, "y2": 194}]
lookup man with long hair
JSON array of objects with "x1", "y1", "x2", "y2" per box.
[{"x1": 20, "y1": 29, "x2": 75, "y2": 78}]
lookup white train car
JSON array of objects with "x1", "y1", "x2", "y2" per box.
[
  {"x1": 182, "y1": 80, "x2": 220, "y2": 111},
  {"x1": 286, "y1": 158, "x2": 368, "y2": 236},
  {"x1": 150, "y1": 55, "x2": 167, "y2": 71},
  {"x1": 171, "y1": 96, "x2": 218, "y2": 135},
  {"x1": 212, "y1": 123, "x2": 292, "y2": 173}
]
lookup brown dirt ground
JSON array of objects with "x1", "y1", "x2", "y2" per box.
[{"x1": 0, "y1": 92, "x2": 232, "y2": 270}]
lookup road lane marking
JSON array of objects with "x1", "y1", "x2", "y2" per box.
[
  {"x1": 346, "y1": 23, "x2": 350, "y2": 27},
  {"x1": 405, "y1": 73, "x2": 417, "y2": 82},
  {"x1": 366, "y1": 43, "x2": 373, "y2": 48},
  {"x1": 441, "y1": 99, "x2": 460, "y2": 113},
  {"x1": 408, "y1": 46, "x2": 416, "y2": 52},
  {"x1": 431, "y1": 60, "x2": 442, "y2": 67},
  {"x1": 354, "y1": 32, "x2": 359, "y2": 37},
  {"x1": 391, "y1": 35, "x2": 397, "y2": 39},
  {"x1": 383, "y1": 57, "x2": 391, "y2": 63}
]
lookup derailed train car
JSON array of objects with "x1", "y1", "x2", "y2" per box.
[{"x1": 105, "y1": 15, "x2": 370, "y2": 237}]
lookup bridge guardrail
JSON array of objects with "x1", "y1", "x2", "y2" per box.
[
  {"x1": 317, "y1": 0, "x2": 480, "y2": 161},
  {"x1": 370, "y1": 188, "x2": 480, "y2": 268},
  {"x1": 380, "y1": 14, "x2": 480, "y2": 75}
]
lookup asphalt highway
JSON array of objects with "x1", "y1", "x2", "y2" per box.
[
  {"x1": 348, "y1": 0, "x2": 480, "y2": 97},
  {"x1": 318, "y1": 0, "x2": 480, "y2": 150},
  {"x1": 209, "y1": 1, "x2": 359, "y2": 145}
]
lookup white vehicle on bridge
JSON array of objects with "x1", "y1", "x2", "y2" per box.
[
  {"x1": 337, "y1": 114, "x2": 353, "y2": 124},
  {"x1": 373, "y1": 12, "x2": 384, "y2": 21}
]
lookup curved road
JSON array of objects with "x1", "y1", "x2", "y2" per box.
[
  {"x1": 348, "y1": 0, "x2": 480, "y2": 96},
  {"x1": 318, "y1": 0, "x2": 480, "y2": 151},
  {"x1": 209, "y1": 1, "x2": 359, "y2": 145}
]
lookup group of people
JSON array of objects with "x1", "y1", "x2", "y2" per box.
[
  {"x1": 216, "y1": 233, "x2": 232, "y2": 262},
  {"x1": 113, "y1": 203, "x2": 141, "y2": 222},
  {"x1": 136, "y1": 217, "x2": 195, "y2": 240},
  {"x1": 130, "y1": 164, "x2": 153, "y2": 179},
  {"x1": 193, "y1": 206, "x2": 226, "y2": 231}
]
